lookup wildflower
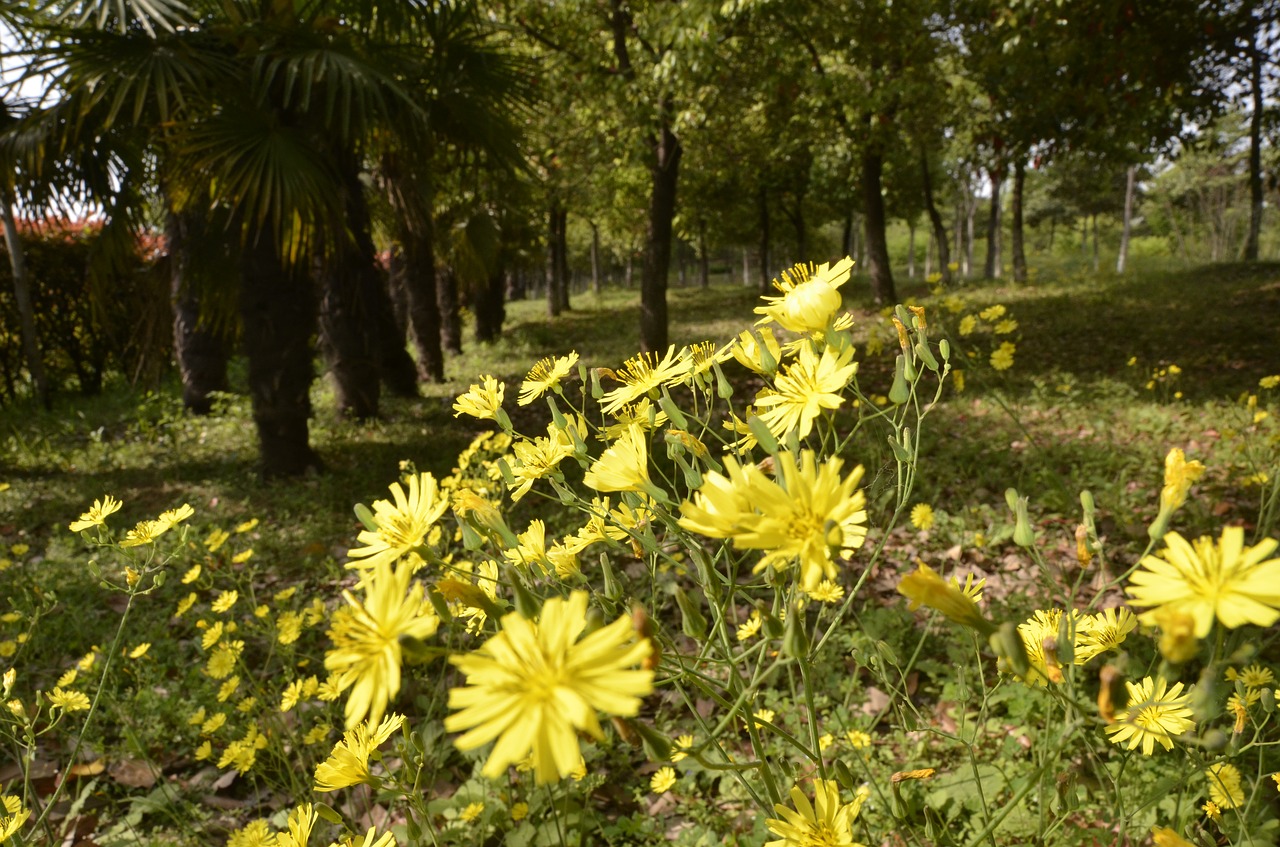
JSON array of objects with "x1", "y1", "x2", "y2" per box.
[
  {"x1": 583, "y1": 424, "x2": 654, "y2": 495},
  {"x1": 1153, "y1": 607, "x2": 1199, "y2": 663},
  {"x1": 898, "y1": 562, "x2": 992, "y2": 635},
  {"x1": 1260, "y1": 375, "x2": 1279, "y2": 389},
  {"x1": 218, "y1": 676, "x2": 240, "y2": 702},
  {"x1": 679, "y1": 340, "x2": 732, "y2": 387},
  {"x1": 600, "y1": 346, "x2": 690, "y2": 414},
  {"x1": 129, "y1": 642, "x2": 151, "y2": 659},
  {"x1": 459, "y1": 802, "x2": 485, "y2": 823},
  {"x1": 1225, "y1": 663, "x2": 1274, "y2": 689},
  {"x1": 732, "y1": 327, "x2": 784, "y2": 375},
  {"x1": 445, "y1": 592, "x2": 653, "y2": 783},
  {"x1": 1152, "y1": 827, "x2": 1196, "y2": 847},
  {"x1": 1159, "y1": 448, "x2": 1205, "y2": 515},
  {"x1": 176, "y1": 592, "x2": 198, "y2": 617},
  {"x1": 807, "y1": 580, "x2": 845, "y2": 604},
  {"x1": 511, "y1": 802, "x2": 529, "y2": 821},
  {"x1": 227, "y1": 819, "x2": 274, "y2": 847},
  {"x1": 671, "y1": 734, "x2": 694, "y2": 762},
  {"x1": 979, "y1": 304, "x2": 1006, "y2": 321},
  {"x1": 994, "y1": 318, "x2": 1018, "y2": 334},
  {"x1": 989, "y1": 342, "x2": 1016, "y2": 371},
  {"x1": 1206, "y1": 762, "x2": 1244, "y2": 809},
  {"x1": 736, "y1": 609, "x2": 763, "y2": 642},
  {"x1": 754, "y1": 345, "x2": 857, "y2": 440},
  {"x1": 520, "y1": 352, "x2": 579, "y2": 405},
  {"x1": 651, "y1": 767, "x2": 677, "y2": 794},
  {"x1": 47, "y1": 687, "x2": 91, "y2": 712},
  {"x1": 206, "y1": 641, "x2": 244, "y2": 679},
  {"x1": 950, "y1": 573, "x2": 986, "y2": 604},
  {"x1": 1127, "y1": 527, "x2": 1280, "y2": 637},
  {"x1": 157, "y1": 504, "x2": 195, "y2": 530},
  {"x1": 211, "y1": 590, "x2": 238, "y2": 614},
  {"x1": 754, "y1": 258, "x2": 854, "y2": 335},
  {"x1": 120, "y1": 519, "x2": 166, "y2": 547},
  {"x1": 202, "y1": 621, "x2": 225, "y2": 650},
  {"x1": 193, "y1": 741, "x2": 212, "y2": 761},
  {"x1": 202, "y1": 712, "x2": 227, "y2": 734},
  {"x1": 958, "y1": 315, "x2": 977, "y2": 336},
  {"x1": 232, "y1": 549, "x2": 253, "y2": 564},
  {"x1": 326, "y1": 560, "x2": 440, "y2": 728},
  {"x1": 278, "y1": 804, "x2": 317, "y2": 847},
  {"x1": 277, "y1": 611, "x2": 303, "y2": 645},
  {"x1": 314, "y1": 713, "x2": 406, "y2": 791},
  {"x1": 69, "y1": 495, "x2": 123, "y2": 532},
  {"x1": 818, "y1": 733, "x2": 834, "y2": 751},
  {"x1": 909, "y1": 503, "x2": 934, "y2": 530},
  {"x1": 846, "y1": 730, "x2": 871, "y2": 749},
  {"x1": 346, "y1": 473, "x2": 448, "y2": 573},
  {"x1": 765, "y1": 779, "x2": 869, "y2": 847},
  {"x1": 754, "y1": 708, "x2": 776, "y2": 727},
  {"x1": 1015, "y1": 609, "x2": 1083, "y2": 685},
  {"x1": 453, "y1": 375, "x2": 505, "y2": 420},
  {"x1": 1201, "y1": 801, "x2": 1221, "y2": 821},
  {"x1": 1075, "y1": 608, "x2": 1137, "y2": 664},
  {"x1": 1104, "y1": 677, "x2": 1195, "y2": 755},
  {"x1": 507, "y1": 426, "x2": 578, "y2": 502}
]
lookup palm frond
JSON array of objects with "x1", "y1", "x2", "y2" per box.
[{"x1": 38, "y1": 0, "x2": 194, "y2": 36}]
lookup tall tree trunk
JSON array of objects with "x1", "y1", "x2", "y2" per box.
[
  {"x1": 984, "y1": 165, "x2": 1003, "y2": 279},
  {"x1": 0, "y1": 191, "x2": 50, "y2": 409},
  {"x1": 921, "y1": 153, "x2": 951, "y2": 284},
  {"x1": 641, "y1": 119, "x2": 681, "y2": 352},
  {"x1": 757, "y1": 185, "x2": 771, "y2": 292},
  {"x1": 741, "y1": 248, "x2": 750, "y2": 287},
  {"x1": 861, "y1": 147, "x2": 897, "y2": 304},
  {"x1": 906, "y1": 219, "x2": 916, "y2": 279},
  {"x1": 698, "y1": 218, "x2": 709, "y2": 288},
  {"x1": 964, "y1": 181, "x2": 976, "y2": 276},
  {"x1": 371, "y1": 269, "x2": 419, "y2": 398},
  {"x1": 925, "y1": 229, "x2": 934, "y2": 278},
  {"x1": 546, "y1": 204, "x2": 561, "y2": 317},
  {"x1": 474, "y1": 254, "x2": 507, "y2": 343},
  {"x1": 240, "y1": 231, "x2": 321, "y2": 477},
  {"x1": 590, "y1": 221, "x2": 601, "y2": 294},
  {"x1": 438, "y1": 267, "x2": 462, "y2": 355},
  {"x1": 841, "y1": 208, "x2": 854, "y2": 258},
  {"x1": 1117, "y1": 164, "x2": 1137, "y2": 273},
  {"x1": 1245, "y1": 25, "x2": 1264, "y2": 261},
  {"x1": 393, "y1": 237, "x2": 445, "y2": 383},
  {"x1": 167, "y1": 207, "x2": 229, "y2": 415},
  {"x1": 555, "y1": 206, "x2": 570, "y2": 311},
  {"x1": 1011, "y1": 160, "x2": 1027, "y2": 283},
  {"x1": 1091, "y1": 214, "x2": 1100, "y2": 272}
]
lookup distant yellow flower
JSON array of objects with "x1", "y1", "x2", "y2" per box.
[
  {"x1": 511, "y1": 802, "x2": 529, "y2": 821},
  {"x1": 671, "y1": 734, "x2": 694, "y2": 762},
  {"x1": 445, "y1": 592, "x2": 653, "y2": 783},
  {"x1": 736, "y1": 609, "x2": 763, "y2": 642},
  {"x1": 217, "y1": 676, "x2": 240, "y2": 702},
  {"x1": 754, "y1": 345, "x2": 857, "y2": 440},
  {"x1": 1075, "y1": 608, "x2": 1136, "y2": 664},
  {"x1": 909, "y1": 503, "x2": 934, "y2": 530},
  {"x1": 1104, "y1": 677, "x2": 1195, "y2": 755},
  {"x1": 754, "y1": 708, "x2": 776, "y2": 727},
  {"x1": 69, "y1": 495, "x2": 123, "y2": 532},
  {"x1": 846, "y1": 730, "x2": 871, "y2": 749},
  {"x1": 157, "y1": 504, "x2": 195, "y2": 530},
  {"x1": 212, "y1": 590, "x2": 238, "y2": 614},
  {"x1": 1206, "y1": 762, "x2": 1244, "y2": 809},
  {"x1": 314, "y1": 713, "x2": 405, "y2": 791},
  {"x1": 651, "y1": 766, "x2": 677, "y2": 793},
  {"x1": 519, "y1": 352, "x2": 579, "y2": 405},
  {"x1": 994, "y1": 319, "x2": 1018, "y2": 335},
  {"x1": 1158, "y1": 448, "x2": 1205, "y2": 516},
  {"x1": 1260, "y1": 375, "x2": 1279, "y2": 389},
  {"x1": 754, "y1": 258, "x2": 854, "y2": 335},
  {"x1": 1127, "y1": 527, "x2": 1280, "y2": 637},
  {"x1": 583, "y1": 424, "x2": 653, "y2": 494},
  {"x1": 120, "y1": 519, "x2": 166, "y2": 547},
  {"x1": 129, "y1": 642, "x2": 151, "y2": 659},
  {"x1": 1225, "y1": 663, "x2": 1274, "y2": 689},
  {"x1": 206, "y1": 641, "x2": 244, "y2": 679},
  {"x1": 979, "y1": 304, "x2": 1006, "y2": 321},
  {"x1": 1201, "y1": 801, "x2": 1220, "y2": 821},
  {"x1": 231, "y1": 549, "x2": 253, "y2": 564},
  {"x1": 990, "y1": 342, "x2": 1016, "y2": 371},
  {"x1": 507, "y1": 424, "x2": 579, "y2": 502},
  {"x1": 346, "y1": 472, "x2": 448, "y2": 573},
  {"x1": 765, "y1": 779, "x2": 869, "y2": 847},
  {"x1": 958, "y1": 315, "x2": 977, "y2": 336},
  {"x1": 202, "y1": 712, "x2": 227, "y2": 734},
  {"x1": 453, "y1": 375, "x2": 505, "y2": 420},
  {"x1": 807, "y1": 580, "x2": 845, "y2": 604},
  {"x1": 459, "y1": 802, "x2": 485, "y2": 823},
  {"x1": 326, "y1": 561, "x2": 440, "y2": 728}
]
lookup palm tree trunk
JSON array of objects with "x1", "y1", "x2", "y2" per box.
[
  {"x1": 392, "y1": 238, "x2": 445, "y2": 383},
  {"x1": 167, "y1": 208, "x2": 229, "y2": 414},
  {"x1": 437, "y1": 266, "x2": 463, "y2": 355},
  {"x1": 240, "y1": 231, "x2": 321, "y2": 477},
  {"x1": 0, "y1": 190, "x2": 50, "y2": 409}
]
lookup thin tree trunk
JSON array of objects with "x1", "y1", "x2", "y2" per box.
[
  {"x1": 964, "y1": 182, "x2": 976, "y2": 276},
  {"x1": 921, "y1": 152, "x2": 951, "y2": 284},
  {"x1": 240, "y1": 231, "x2": 321, "y2": 477},
  {"x1": 0, "y1": 191, "x2": 49, "y2": 409},
  {"x1": 1011, "y1": 160, "x2": 1027, "y2": 283},
  {"x1": 925, "y1": 229, "x2": 934, "y2": 278},
  {"x1": 546, "y1": 205, "x2": 561, "y2": 317},
  {"x1": 590, "y1": 221, "x2": 601, "y2": 294},
  {"x1": 862, "y1": 147, "x2": 897, "y2": 304},
  {"x1": 758, "y1": 185, "x2": 771, "y2": 292},
  {"x1": 698, "y1": 218, "x2": 709, "y2": 288},
  {"x1": 167, "y1": 207, "x2": 229, "y2": 414},
  {"x1": 395, "y1": 236, "x2": 445, "y2": 383},
  {"x1": 474, "y1": 255, "x2": 507, "y2": 343},
  {"x1": 984, "y1": 165, "x2": 1003, "y2": 279},
  {"x1": 841, "y1": 208, "x2": 854, "y2": 258},
  {"x1": 741, "y1": 248, "x2": 750, "y2": 287},
  {"x1": 1117, "y1": 164, "x2": 1137, "y2": 273},
  {"x1": 1091, "y1": 214, "x2": 1100, "y2": 272},
  {"x1": 907, "y1": 220, "x2": 916, "y2": 279},
  {"x1": 1246, "y1": 25, "x2": 1264, "y2": 261},
  {"x1": 641, "y1": 118, "x2": 681, "y2": 352},
  {"x1": 555, "y1": 206, "x2": 570, "y2": 311}
]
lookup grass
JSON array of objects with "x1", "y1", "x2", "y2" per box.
[{"x1": 1, "y1": 259, "x2": 1278, "y2": 846}]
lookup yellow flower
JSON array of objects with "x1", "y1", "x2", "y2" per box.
[
  {"x1": 979, "y1": 304, "x2": 1006, "y2": 321},
  {"x1": 1158, "y1": 448, "x2": 1205, "y2": 515},
  {"x1": 994, "y1": 318, "x2": 1018, "y2": 334},
  {"x1": 453, "y1": 375, "x2": 506, "y2": 420},
  {"x1": 346, "y1": 472, "x2": 448, "y2": 573},
  {"x1": 1201, "y1": 801, "x2": 1220, "y2": 821},
  {"x1": 650, "y1": 766, "x2": 677, "y2": 794},
  {"x1": 314, "y1": 713, "x2": 405, "y2": 791},
  {"x1": 202, "y1": 712, "x2": 228, "y2": 734},
  {"x1": 1074, "y1": 608, "x2": 1136, "y2": 664},
  {"x1": 732, "y1": 327, "x2": 783, "y2": 375},
  {"x1": 671, "y1": 734, "x2": 694, "y2": 762},
  {"x1": 69, "y1": 495, "x2": 123, "y2": 532},
  {"x1": 1127, "y1": 527, "x2": 1280, "y2": 637},
  {"x1": 736, "y1": 609, "x2": 763, "y2": 642},
  {"x1": 277, "y1": 611, "x2": 303, "y2": 645},
  {"x1": 909, "y1": 503, "x2": 934, "y2": 530},
  {"x1": 278, "y1": 804, "x2": 317, "y2": 847},
  {"x1": 989, "y1": 342, "x2": 1016, "y2": 371},
  {"x1": 1260, "y1": 375, "x2": 1280, "y2": 389},
  {"x1": 898, "y1": 562, "x2": 992, "y2": 634},
  {"x1": 519, "y1": 352, "x2": 579, "y2": 405},
  {"x1": 47, "y1": 687, "x2": 91, "y2": 712},
  {"x1": 129, "y1": 642, "x2": 151, "y2": 659},
  {"x1": 754, "y1": 258, "x2": 854, "y2": 335},
  {"x1": 325, "y1": 561, "x2": 440, "y2": 728},
  {"x1": 765, "y1": 779, "x2": 869, "y2": 847},
  {"x1": 212, "y1": 590, "x2": 238, "y2": 614},
  {"x1": 459, "y1": 802, "x2": 485, "y2": 823},
  {"x1": 0, "y1": 800, "x2": 30, "y2": 844},
  {"x1": 845, "y1": 730, "x2": 871, "y2": 749},
  {"x1": 1225, "y1": 663, "x2": 1275, "y2": 689},
  {"x1": 206, "y1": 640, "x2": 244, "y2": 680},
  {"x1": 583, "y1": 424, "x2": 653, "y2": 494},
  {"x1": 1206, "y1": 762, "x2": 1244, "y2": 809},
  {"x1": 232, "y1": 549, "x2": 254, "y2": 564},
  {"x1": 1153, "y1": 607, "x2": 1199, "y2": 663},
  {"x1": 600, "y1": 346, "x2": 690, "y2": 414},
  {"x1": 157, "y1": 504, "x2": 195, "y2": 530},
  {"x1": 206, "y1": 529, "x2": 230, "y2": 552},
  {"x1": 958, "y1": 315, "x2": 977, "y2": 336},
  {"x1": 217, "y1": 676, "x2": 240, "y2": 702},
  {"x1": 1104, "y1": 677, "x2": 1195, "y2": 755},
  {"x1": 754, "y1": 345, "x2": 857, "y2": 440},
  {"x1": 754, "y1": 708, "x2": 776, "y2": 726},
  {"x1": 176, "y1": 592, "x2": 198, "y2": 617},
  {"x1": 511, "y1": 802, "x2": 529, "y2": 821},
  {"x1": 807, "y1": 580, "x2": 845, "y2": 604},
  {"x1": 120, "y1": 519, "x2": 166, "y2": 547},
  {"x1": 507, "y1": 423, "x2": 579, "y2": 502},
  {"x1": 235, "y1": 518, "x2": 259, "y2": 534},
  {"x1": 445, "y1": 592, "x2": 653, "y2": 784}
]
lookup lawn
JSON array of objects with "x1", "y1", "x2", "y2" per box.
[{"x1": 0, "y1": 261, "x2": 1277, "y2": 847}]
